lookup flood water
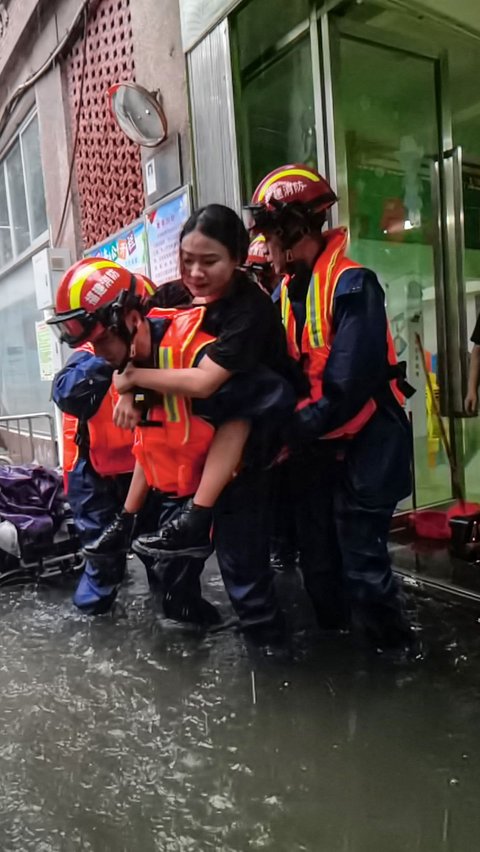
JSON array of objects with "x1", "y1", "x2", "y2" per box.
[{"x1": 1, "y1": 557, "x2": 480, "y2": 852}]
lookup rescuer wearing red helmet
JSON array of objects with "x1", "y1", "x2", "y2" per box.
[
  {"x1": 49, "y1": 258, "x2": 218, "y2": 623},
  {"x1": 245, "y1": 164, "x2": 415, "y2": 653},
  {"x1": 50, "y1": 259, "x2": 156, "y2": 366}
]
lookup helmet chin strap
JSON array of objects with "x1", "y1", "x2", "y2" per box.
[
  {"x1": 285, "y1": 258, "x2": 312, "y2": 281},
  {"x1": 116, "y1": 323, "x2": 137, "y2": 374},
  {"x1": 267, "y1": 198, "x2": 310, "y2": 251},
  {"x1": 109, "y1": 274, "x2": 140, "y2": 374}
]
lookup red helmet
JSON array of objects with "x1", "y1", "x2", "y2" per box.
[
  {"x1": 245, "y1": 235, "x2": 276, "y2": 293},
  {"x1": 47, "y1": 258, "x2": 156, "y2": 347},
  {"x1": 246, "y1": 235, "x2": 270, "y2": 268},
  {"x1": 245, "y1": 164, "x2": 337, "y2": 248}
]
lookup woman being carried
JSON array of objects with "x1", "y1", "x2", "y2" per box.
[{"x1": 78, "y1": 205, "x2": 300, "y2": 638}]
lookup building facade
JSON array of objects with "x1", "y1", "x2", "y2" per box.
[{"x1": 0, "y1": 0, "x2": 191, "y2": 461}]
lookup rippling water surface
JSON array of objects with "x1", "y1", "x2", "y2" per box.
[{"x1": 0, "y1": 558, "x2": 480, "y2": 851}]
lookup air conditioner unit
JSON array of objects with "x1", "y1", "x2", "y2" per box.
[{"x1": 32, "y1": 247, "x2": 71, "y2": 311}]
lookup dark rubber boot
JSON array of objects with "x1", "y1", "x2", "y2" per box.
[
  {"x1": 83, "y1": 510, "x2": 135, "y2": 559},
  {"x1": 133, "y1": 499, "x2": 213, "y2": 559},
  {"x1": 162, "y1": 591, "x2": 221, "y2": 626}
]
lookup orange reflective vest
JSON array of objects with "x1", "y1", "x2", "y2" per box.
[
  {"x1": 133, "y1": 306, "x2": 216, "y2": 497},
  {"x1": 62, "y1": 343, "x2": 135, "y2": 487},
  {"x1": 280, "y1": 227, "x2": 403, "y2": 440}
]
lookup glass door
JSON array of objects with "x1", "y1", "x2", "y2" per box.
[
  {"x1": 445, "y1": 31, "x2": 480, "y2": 503},
  {"x1": 231, "y1": 0, "x2": 315, "y2": 199},
  {"x1": 329, "y1": 18, "x2": 454, "y2": 508},
  {"x1": 462, "y1": 160, "x2": 480, "y2": 502}
]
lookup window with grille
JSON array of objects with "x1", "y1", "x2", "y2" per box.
[{"x1": 0, "y1": 113, "x2": 48, "y2": 270}]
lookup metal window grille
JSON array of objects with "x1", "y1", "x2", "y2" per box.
[{"x1": 64, "y1": 0, "x2": 144, "y2": 249}]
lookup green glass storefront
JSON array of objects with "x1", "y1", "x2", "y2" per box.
[{"x1": 229, "y1": 0, "x2": 480, "y2": 509}]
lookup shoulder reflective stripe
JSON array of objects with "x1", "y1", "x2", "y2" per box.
[
  {"x1": 182, "y1": 307, "x2": 205, "y2": 353},
  {"x1": 69, "y1": 260, "x2": 119, "y2": 309},
  {"x1": 257, "y1": 167, "x2": 320, "y2": 202},
  {"x1": 306, "y1": 273, "x2": 323, "y2": 349},
  {"x1": 158, "y1": 346, "x2": 172, "y2": 370},
  {"x1": 280, "y1": 282, "x2": 301, "y2": 357},
  {"x1": 158, "y1": 346, "x2": 181, "y2": 423},
  {"x1": 306, "y1": 232, "x2": 350, "y2": 350},
  {"x1": 280, "y1": 284, "x2": 289, "y2": 326}
]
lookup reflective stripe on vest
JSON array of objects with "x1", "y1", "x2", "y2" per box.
[
  {"x1": 133, "y1": 306, "x2": 216, "y2": 497},
  {"x1": 280, "y1": 227, "x2": 404, "y2": 440},
  {"x1": 62, "y1": 342, "x2": 135, "y2": 486},
  {"x1": 280, "y1": 275, "x2": 299, "y2": 361}
]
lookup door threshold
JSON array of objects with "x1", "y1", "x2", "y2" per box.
[{"x1": 395, "y1": 566, "x2": 480, "y2": 607}]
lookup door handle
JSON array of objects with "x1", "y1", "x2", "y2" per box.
[
  {"x1": 431, "y1": 148, "x2": 468, "y2": 416},
  {"x1": 444, "y1": 146, "x2": 469, "y2": 417},
  {"x1": 430, "y1": 157, "x2": 450, "y2": 416}
]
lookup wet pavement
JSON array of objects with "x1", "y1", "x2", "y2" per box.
[
  {"x1": 1, "y1": 557, "x2": 480, "y2": 851},
  {"x1": 391, "y1": 529, "x2": 480, "y2": 605}
]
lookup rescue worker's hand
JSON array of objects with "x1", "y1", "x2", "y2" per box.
[
  {"x1": 113, "y1": 364, "x2": 137, "y2": 394},
  {"x1": 113, "y1": 393, "x2": 141, "y2": 430},
  {"x1": 286, "y1": 405, "x2": 318, "y2": 448},
  {"x1": 281, "y1": 411, "x2": 304, "y2": 453},
  {"x1": 465, "y1": 389, "x2": 478, "y2": 415}
]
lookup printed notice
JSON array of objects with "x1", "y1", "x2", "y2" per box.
[
  {"x1": 35, "y1": 321, "x2": 57, "y2": 382},
  {"x1": 145, "y1": 189, "x2": 190, "y2": 287}
]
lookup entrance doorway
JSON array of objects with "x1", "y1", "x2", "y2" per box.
[
  {"x1": 328, "y1": 1, "x2": 480, "y2": 507},
  {"x1": 231, "y1": 0, "x2": 480, "y2": 509}
]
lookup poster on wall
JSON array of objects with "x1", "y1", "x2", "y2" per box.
[
  {"x1": 35, "y1": 321, "x2": 60, "y2": 382},
  {"x1": 145, "y1": 186, "x2": 191, "y2": 287},
  {"x1": 85, "y1": 219, "x2": 149, "y2": 275}
]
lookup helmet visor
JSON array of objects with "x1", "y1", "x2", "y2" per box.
[
  {"x1": 242, "y1": 204, "x2": 281, "y2": 235},
  {"x1": 47, "y1": 309, "x2": 105, "y2": 347},
  {"x1": 242, "y1": 207, "x2": 258, "y2": 233}
]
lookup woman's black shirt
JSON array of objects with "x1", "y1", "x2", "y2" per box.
[{"x1": 201, "y1": 271, "x2": 306, "y2": 396}]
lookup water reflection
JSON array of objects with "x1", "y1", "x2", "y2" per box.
[{"x1": 0, "y1": 561, "x2": 479, "y2": 851}]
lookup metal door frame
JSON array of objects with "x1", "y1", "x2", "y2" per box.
[{"x1": 317, "y1": 5, "x2": 469, "y2": 502}]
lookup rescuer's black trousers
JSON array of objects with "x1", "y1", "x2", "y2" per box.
[{"x1": 288, "y1": 407, "x2": 412, "y2": 647}]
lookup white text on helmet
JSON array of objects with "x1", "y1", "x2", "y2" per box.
[
  {"x1": 84, "y1": 269, "x2": 121, "y2": 307},
  {"x1": 266, "y1": 180, "x2": 308, "y2": 203}
]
